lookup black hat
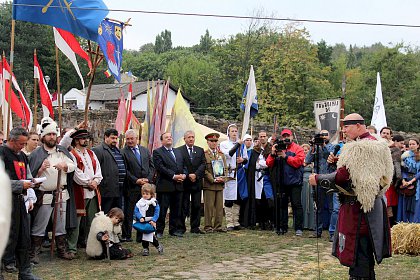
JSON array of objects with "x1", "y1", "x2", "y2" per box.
[{"x1": 70, "y1": 129, "x2": 90, "y2": 139}]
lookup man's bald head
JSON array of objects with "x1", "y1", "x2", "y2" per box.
[
  {"x1": 343, "y1": 113, "x2": 364, "y2": 122},
  {"x1": 342, "y1": 113, "x2": 367, "y2": 140}
]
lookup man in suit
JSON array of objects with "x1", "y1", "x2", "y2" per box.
[
  {"x1": 178, "y1": 130, "x2": 206, "y2": 234},
  {"x1": 92, "y1": 129, "x2": 126, "y2": 214},
  {"x1": 153, "y1": 132, "x2": 187, "y2": 237},
  {"x1": 121, "y1": 129, "x2": 155, "y2": 242}
]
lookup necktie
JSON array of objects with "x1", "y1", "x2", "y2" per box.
[
  {"x1": 188, "y1": 147, "x2": 193, "y2": 161},
  {"x1": 133, "y1": 147, "x2": 141, "y2": 165},
  {"x1": 168, "y1": 149, "x2": 176, "y2": 161}
]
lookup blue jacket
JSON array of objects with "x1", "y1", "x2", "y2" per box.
[{"x1": 134, "y1": 201, "x2": 160, "y2": 222}]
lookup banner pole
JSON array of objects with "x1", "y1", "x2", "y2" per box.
[{"x1": 6, "y1": 20, "x2": 16, "y2": 137}]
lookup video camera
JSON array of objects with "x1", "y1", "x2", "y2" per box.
[
  {"x1": 309, "y1": 132, "x2": 328, "y2": 146},
  {"x1": 274, "y1": 138, "x2": 291, "y2": 151}
]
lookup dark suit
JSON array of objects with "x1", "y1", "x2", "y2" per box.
[
  {"x1": 178, "y1": 145, "x2": 206, "y2": 233},
  {"x1": 92, "y1": 143, "x2": 126, "y2": 214},
  {"x1": 121, "y1": 145, "x2": 155, "y2": 239},
  {"x1": 153, "y1": 146, "x2": 187, "y2": 235}
]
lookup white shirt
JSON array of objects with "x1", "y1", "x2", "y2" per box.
[{"x1": 73, "y1": 148, "x2": 103, "y2": 199}]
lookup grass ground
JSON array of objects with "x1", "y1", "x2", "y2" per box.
[{"x1": 3, "y1": 227, "x2": 420, "y2": 280}]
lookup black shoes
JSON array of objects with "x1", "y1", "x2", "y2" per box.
[
  {"x1": 190, "y1": 228, "x2": 205, "y2": 234},
  {"x1": 169, "y1": 232, "x2": 183, "y2": 238},
  {"x1": 156, "y1": 232, "x2": 163, "y2": 238}
]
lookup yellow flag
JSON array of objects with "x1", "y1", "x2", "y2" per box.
[
  {"x1": 140, "y1": 80, "x2": 151, "y2": 147},
  {"x1": 169, "y1": 89, "x2": 207, "y2": 148}
]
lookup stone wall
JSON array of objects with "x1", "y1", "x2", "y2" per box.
[{"x1": 15, "y1": 109, "x2": 420, "y2": 145}]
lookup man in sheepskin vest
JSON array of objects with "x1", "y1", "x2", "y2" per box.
[{"x1": 309, "y1": 113, "x2": 393, "y2": 280}]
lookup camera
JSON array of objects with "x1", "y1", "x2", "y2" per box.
[
  {"x1": 309, "y1": 132, "x2": 328, "y2": 146},
  {"x1": 274, "y1": 138, "x2": 291, "y2": 151}
]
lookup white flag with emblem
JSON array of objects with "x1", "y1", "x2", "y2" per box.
[{"x1": 370, "y1": 72, "x2": 387, "y2": 132}]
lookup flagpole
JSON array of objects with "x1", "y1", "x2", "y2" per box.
[
  {"x1": 84, "y1": 43, "x2": 101, "y2": 124},
  {"x1": 0, "y1": 52, "x2": 4, "y2": 132},
  {"x1": 6, "y1": 20, "x2": 16, "y2": 137},
  {"x1": 55, "y1": 45, "x2": 62, "y2": 132},
  {"x1": 33, "y1": 49, "x2": 38, "y2": 129},
  {"x1": 340, "y1": 74, "x2": 346, "y2": 141}
]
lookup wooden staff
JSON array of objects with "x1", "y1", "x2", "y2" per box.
[
  {"x1": 33, "y1": 49, "x2": 38, "y2": 129},
  {"x1": 83, "y1": 44, "x2": 101, "y2": 124},
  {"x1": 6, "y1": 20, "x2": 16, "y2": 137},
  {"x1": 55, "y1": 45, "x2": 62, "y2": 132},
  {"x1": 50, "y1": 169, "x2": 62, "y2": 259}
]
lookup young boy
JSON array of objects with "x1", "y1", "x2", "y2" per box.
[{"x1": 134, "y1": 184, "x2": 163, "y2": 256}]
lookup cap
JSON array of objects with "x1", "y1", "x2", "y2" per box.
[
  {"x1": 281, "y1": 129, "x2": 292, "y2": 136},
  {"x1": 205, "y1": 133, "x2": 220, "y2": 140},
  {"x1": 71, "y1": 129, "x2": 90, "y2": 139}
]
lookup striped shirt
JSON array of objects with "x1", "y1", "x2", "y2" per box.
[{"x1": 111, "y1": 147, "x2": 126, "y2": 187}]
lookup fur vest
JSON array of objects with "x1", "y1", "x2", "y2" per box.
[
  {"x1": 86, "y1": 212, "x2": 122, "y2": 257},
  {"x1": 337, "y1": 137, "x2": 393, "y2": 213}
]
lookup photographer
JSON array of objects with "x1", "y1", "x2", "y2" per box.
[
  {"x1": 305, "y1": 130, "x2": 335, "y2": 239},
  {"x1": 266, "y1": 129, "x2": 305, "y2": 236}
]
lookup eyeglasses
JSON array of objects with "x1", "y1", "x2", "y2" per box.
[{"x1": 208, "y1": 140, "x2": 218, "y2": 142}]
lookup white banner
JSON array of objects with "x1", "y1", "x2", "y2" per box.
[
  {"x1": 314, "y1": 98, "x2": 341, "y2": 143},
  {"x1": 370, "y1": 72, "x2": 387, "y2": 132}
]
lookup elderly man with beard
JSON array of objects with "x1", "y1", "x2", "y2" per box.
[
  {"x1": 0, "y1": 127, "x2": 40, "y2": 280},
  {"x1": 29, "y1": 117, "x2": 77, "y2": 262},
  {"x1": 65, "y1": 129, "x2": 103, "y2": 258},
  {"x1": 309, "y1": 113, "x2": 393, "y2": 280}
]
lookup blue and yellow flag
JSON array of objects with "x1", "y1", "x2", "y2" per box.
[
  {"x1": 98, "y1": 19, "x2": 123, "y2": 82},
  {"x1": 13, "y1": 0, "x2": 108, "y2": 41}
]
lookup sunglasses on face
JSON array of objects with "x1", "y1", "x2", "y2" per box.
[{"x1": 208, "y1": 140, "x2": 218, "y2": 142}]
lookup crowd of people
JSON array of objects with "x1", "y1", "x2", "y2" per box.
[{"x1": 0, "y1": 114, "x2": 419, "y2": 280}]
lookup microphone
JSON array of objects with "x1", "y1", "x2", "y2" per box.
[{"x1": 333, "y1": 145, "x2": 341, "y2": 156}]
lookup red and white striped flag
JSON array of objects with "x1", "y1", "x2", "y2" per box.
[
  {"x1": 3, "y1": 57, "x2": 33, "y2": 129},
  {"x1": 34, "y1": 53, "x2": 54, "y2": 119},
  {"x1": 53, "y1": 27, "x2": 92, "y2": 89}
]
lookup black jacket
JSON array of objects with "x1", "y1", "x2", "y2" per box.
[
  {"x1": 92, "y1": 143, "x2": 127, "y2": 198},
  {"x1": 121, "y1": 145, "x2": 155, "y2": 193},
  {"x1": 153, "y1": 146, "x2": 187, "y2": 193},
  {"x1": 177, "y1": 145, "x2": 206, "y2": 191}
]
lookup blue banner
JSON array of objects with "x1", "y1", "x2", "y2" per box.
[
  {"x1": 98, "y1": 19, "x2": 124, "y2": 82},
  {"x1": 13, "y1": 0, "x2": 108, "y2": 41}
]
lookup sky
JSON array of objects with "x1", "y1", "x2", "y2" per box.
[{"x1": 102, "y1": 0, "x2": 420, "y2": 50}]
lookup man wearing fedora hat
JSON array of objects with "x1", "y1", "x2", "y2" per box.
[{"x1": 66, "y1": 128, "x2": 103, "y2": 258}]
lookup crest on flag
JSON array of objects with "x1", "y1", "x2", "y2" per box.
[
  {"x1": 98, "y1": 19, "x2": 124, "y2": 82},
  {"x1": 313, "y1": 99, "x2": 341, "y2": 143}
]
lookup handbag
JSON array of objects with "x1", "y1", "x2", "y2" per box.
[
  {"x1": 398, "y1": 178, "x2": 416, "y2": 197},
  {"x1": 132, "y1": 221, "x2": 155, "y2": 234}
]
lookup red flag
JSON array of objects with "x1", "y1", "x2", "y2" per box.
[
  {"x1": 115, "y1": 89, "x2": 126, "y2": 135},
  {"x1": 3, "y1": 79, "x2": 25, "y2": 122},
  {"x1": 124, "y1": 83, "x2": 133, "y2": 132},
  {"x1": 34, "y1": 53, "x2": 54, "y2": 119},
  {"x1": 3, "y1": 57, "x2": 33, "y2": 129},
  {"x1": 54, "y1": 27, "x2": 91, "y2": 89}
]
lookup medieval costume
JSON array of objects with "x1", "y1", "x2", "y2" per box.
[
  {"x1": 219, "y1": 125, "x2": 248, "y2": 230},
  {"x1": 0, "y1": 144, "x2": 39, "y2": 280},
  {"x1": 316, "y1": 132, "x2": 393, "y2": 279},
  {"x1": 243, "y1": 147, "x2": 274, "y2": 229},
  {"x1": 86, "y1": 212, "x2": 132, "y2": 260},
  {"x1": 29, "y1": 117, "x2": 77, "y2": 262}
]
